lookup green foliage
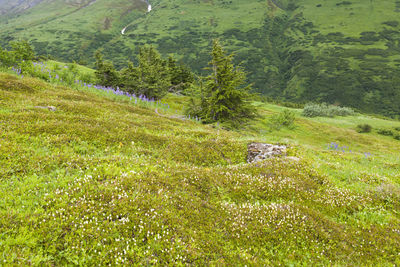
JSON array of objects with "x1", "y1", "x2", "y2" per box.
[
  {"x1": 94, "y1": 51, "x2": 120, "y2": 88},
  {"x1": 118, "y1": 48, "x2": 194, "y2": 99},
  {"x1": 1, "y1": 71, "x2": 400, "y2": 265},
  {"x1": 126, "y1": 46, "x2": 170, "y2": 100},
  {"x1": 377, "y1": 128, "x2": 394, "y2": 136},
  {"x1": 2, "y1": 0, "x2": 400, "y2": 117},
  {"x1": 3, "y1": 39, "x2": 192, "y2": 102},
  {"x1": 0, "y1": 40, "x2": 35, "y2": 69},
  {"x1": 356, "y1": 124, "x2": 372, "y2": 133},
  {"x1": 302, "y1": 103, "x2": 355, "y2": 118},
  {"x1": 167, "y1": 56, "x2": 194, "y2": 94},
  {"x1": 0, "y1": 46, "x2": 12, "y2": 67},
  {"x1": 188, "y1": 40, "x2": 257, "y2": 127},
  {"x1": 376, "y1": 128, "x2": 400, "y2": 141},
  {"x1": 268, "y1": 109, "x2": 296, "y2": 131},
  {"x1": 10, "y1": 40, "x2": 35, "y2": 62},
  {"x1": 119, "y1": 61, "x2": 139, "y2": 93}
]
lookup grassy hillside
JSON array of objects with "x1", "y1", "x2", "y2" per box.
[
  {"x1": 1, "y1": 70, "x2": 400, "y2": 265},
  {"x1": 0, "y1": 0, "x2": 147, "y2": 64},
  {"x1": 1, "y1": 0, "x2": 400, "y2": 117},
  {"x1": 0, "y1": 0, "x2": 43, "y2": 14}
]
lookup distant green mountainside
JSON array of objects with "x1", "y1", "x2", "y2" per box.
[{"x1": 1, "y1": 0, "x2": 400, "y2": 117}]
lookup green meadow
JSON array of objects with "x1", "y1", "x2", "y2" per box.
[
  {"x1": 1, "y1": 0, "x2": 400, "y2": 264},
  {"x1": 1, "y1": 66, "x2": 399, "y2": 264}
]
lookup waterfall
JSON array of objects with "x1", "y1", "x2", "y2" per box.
[
  {"x1": 121, "y1": 0, "x2": 151, "y2": 35},
  {"x1": 145, "y1": 0, "x2": 151, "y2": 12}
]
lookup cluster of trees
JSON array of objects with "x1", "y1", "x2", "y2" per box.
[
  {"x1": 1, "y1": 40, "x2": 257, "y2": 127},
  {"x1": 0, "y1": 40, "x2": 36, "y2": 70},
  {"x1": 95, "y1": 41, "x2": 256, "y2": 126},
  {"x1": 94, "y1": 46, "x2": 194, "y2": 100}
]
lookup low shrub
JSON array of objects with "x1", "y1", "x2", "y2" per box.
[
  {"x1": 377, "y1": 128, "x2": 394, "y2": 136},
  {"x1": 268, "y1": 109, "x2": 296, "y2": 130},
  {"x1": 356, "y1": 124, "x2": 372, "y2": 133},
  {"x1": 302, "y1": 103, "x2": 355, "y2": 118}
]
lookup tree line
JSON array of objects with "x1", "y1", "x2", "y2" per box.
[
  {"x1": 1, "y1": 39, "x2": 257, "y2": 128},
  {"x1": 94, "y1": 40, "x2": 256, "y2": 127}
]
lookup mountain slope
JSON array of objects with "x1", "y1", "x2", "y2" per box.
[
  {"x1": 1, "y1": 0, "x2": 400, "y2": 117},
  {"x1": 0, "y1": 0, "x2": 43, "y2": 15},
  {"x1": 1, "y1": 70, "x2": 400, "y2": 265}
]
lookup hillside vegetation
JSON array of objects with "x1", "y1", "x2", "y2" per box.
[
  {"x1": 1, "y1": 0, "x2": 400, "y2": 117},
  {"x1": 1, "y1": 68, "x2": 400, "y2": 265}
]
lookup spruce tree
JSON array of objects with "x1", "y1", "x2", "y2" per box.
[
  {"x1": 135, "y1": 46, "x2": 170, "y2": 100},
  {"x1": 94, "y1": 51, "x2": 120, "y2": 88},
  {"x1": 120, "y1": 62, "x2": 139, "y2": 94},
  {"x1": 11, "y1": 40, "x2": 35, "y2": 62},
  {"x1": 0, "y1": 46, "x2": 11, "y2": 67},
  {"x1": 167, "y1": 56, "x2": 194, "y2": 93},
  {"x1": 201, "y1": 39, "x2": 256, "y2": 125}
]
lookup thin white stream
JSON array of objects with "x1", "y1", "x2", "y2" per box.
[{"x1": 121, "y1": 0, "x2": 151, "y2": 35}]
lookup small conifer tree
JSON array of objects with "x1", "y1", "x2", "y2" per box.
[
  {"x1": 135, "y1": 46, "x2": 170, "y2": 100},
  {"x1": 120, "y1": 61, "x2": 139, "y2": 94},
  {"x1": 11, "y1": 40, "x2": 35, "y2": 62},
  {"x1": 94, "y1": 50, "x2": 120, "y2": 88},
  {"x1": 167, "y1": 56, "x2": 194, "y2": 93},
  {"x1": 199, "y1": 39, "x2": 256, "y2": 126}
]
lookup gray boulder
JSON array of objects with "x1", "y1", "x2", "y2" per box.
[
  {"x1": 35, "y1": 106, "x2": 57, "y2": 112},
  {"x1": 247, "y1": 143, "x2": 288, "y2": 163}
]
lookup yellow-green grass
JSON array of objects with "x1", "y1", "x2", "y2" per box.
[
  {"x1": 302, "y1": 0, "x2": 400, "y2": 36},
  {"x1": 246, "y1": 101, "x2": 400, "y2": 189},
  {"x1": 0, "y1": 72, "x2": 399, "y2": 265},
  {"x1": 45, "y1": 60, "x2": 96, "y2": 76}
]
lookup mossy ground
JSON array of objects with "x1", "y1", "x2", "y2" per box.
[{"x1": 1, "y1": 72, "x2": 400, "y2": 265}]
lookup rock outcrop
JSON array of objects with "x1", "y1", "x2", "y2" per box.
[
  {"x1": 247, "y1": 143, "x2": 287, "y2": 163},
  {"x1": 35, "y1": 106, "x2": 57, "y2": 111}
]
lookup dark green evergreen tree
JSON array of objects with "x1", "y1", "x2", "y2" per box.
[
  {"x1": 120, "y1": 47, "x2": 193, "y2": 99},
  {"x1": 94, "y1": 50, "x2": 120, "y2": 88},
  {"x1": 167, "y1": 56, "x2": 194, "y2": 93},
  {"x1": 120, "y1": 62, "x2": 139, "y2": 94},
  {"x1": 11, "y1": 40, "x2": 35, "y2": 62},
  {"x1": 135, "y1": 46, "x2": 170, "y2": 99},
  {"x1": 0, "y1": 46, "x2": 11, "y2": 67},
  {"x1": 0, "y1": 41, "x2": 35, "y2": 68},
  {"x1": 198, "y1": 39, "x2": 257, "y2": 125}
]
